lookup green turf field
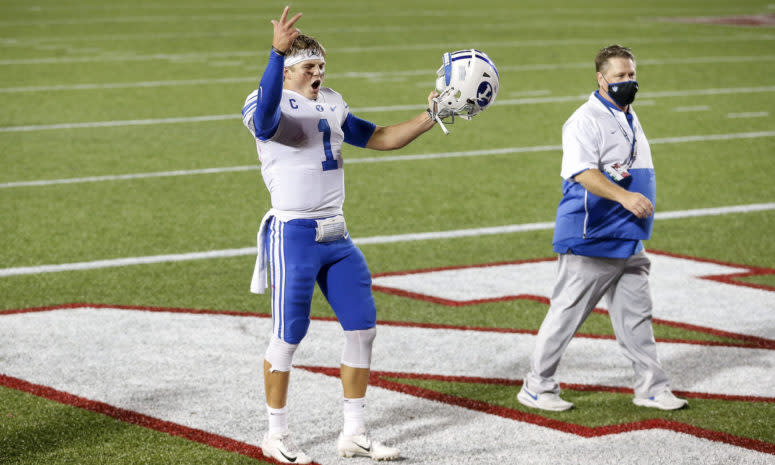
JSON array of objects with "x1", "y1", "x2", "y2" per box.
[{"x1": 1, "y1": 0, "x2": 774, "y2": 463}]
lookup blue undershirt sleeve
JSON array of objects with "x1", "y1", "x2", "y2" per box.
[
  {"x1": 342, "y1": 113, "x2": 377, "y2": 148},
  {"x1": 253, "y1": 50, "x2": 285, "y2": 141}
]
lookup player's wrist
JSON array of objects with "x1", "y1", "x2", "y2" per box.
[
  {"x1": 271, "y1": 46, "x2": 287, "y2": 56},
  {"x1": 425, "y1": 108, "x2": 436, "y2": 124}
]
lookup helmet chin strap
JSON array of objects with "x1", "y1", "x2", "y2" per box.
[
  {"x1": 431, "y1": 96, "x2": 450, "y2": 135},
  {"x1": 435, "y1": 116, "x2": 450, "y2": 135}
]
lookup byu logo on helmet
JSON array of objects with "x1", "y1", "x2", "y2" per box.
[{"x1": 476, "y1": 81, "x2": 494, "y2": 108}]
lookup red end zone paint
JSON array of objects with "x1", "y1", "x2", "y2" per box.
[
  {"x1": 4, "y1": 301, "x2": 771, "y2": 350},
  {"x1": 299, "y1": 366, "x2": 775, "y2": 456},
  {"x1": 0, "y1": 302, "x2": 340, "y2": 324},
  {"x1": 1, "y1": 303, "x2": 773, "y2": 460},
  {"x1": 371, "y1": 250, "x2": 775, "y2": 291},
  {"x1": 648, "y1": 249, "x2": 775, "y2": 292},
  {"x1": 0, "y1": 374, "x2": 315, "y2": 465},
  {"x1": 371, "y1": 250, "x2": 775, "y2": 350},
  {"x1": 664, "y1": 14, "x2": 775, "y2": 27}
]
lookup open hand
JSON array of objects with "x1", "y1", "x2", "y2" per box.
[{"x1": 271, "y1": 6, "x2": 302, "y2": 54}]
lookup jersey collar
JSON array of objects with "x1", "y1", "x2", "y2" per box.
[{"x1": 285, "y1": 88, "x2": 322, "y2": 102}]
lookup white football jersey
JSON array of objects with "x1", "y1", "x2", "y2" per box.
[{"x1": 243, "y1": 87, "x2": 350, "y2": 218}]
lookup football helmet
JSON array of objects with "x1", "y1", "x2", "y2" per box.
[{"x1": 431, "y1": 49, "x2": 499, "y2": 133}]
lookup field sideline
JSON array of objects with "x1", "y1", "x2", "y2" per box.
[{"x1": 1, "y1": 0, "x2": 774, "y2": 464}]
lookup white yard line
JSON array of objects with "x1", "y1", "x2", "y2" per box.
[
  {"x1": 0, "y1": 77, "x2": 257, "y2": 93},
  {"x1": 1, "y1": 55, "x2": 771, "y2": 93},
  {"x1": 673, "y1": 105, "x2": 711, "y2": 112},
  {"x1": 0, "y1": 165, "x2": 261, "y2": 188},
  {"x1": 1, "y1": 202, "x2": 773, "y2": 278},
  {"x1": 2, "y1": 86, "x2": 775, "y2": 133},
  {"x1": 1, "y1": 24, "x2": 761, "y2": 43},
  {"x1": 727, "y1": 111, "x2": 769, "y2": 118},
  {"x1": 2, "y1": 130, "x2": 774, "y2": 189},
  {"x1": 0, "y1": 114, "x2": 236, "y2": 132},
  {"x1": 647, "y1": 130, "x2": 775, "y2": 144},
  {"x1": 1, "y1": 36, "x2": 773, "y2": 65},
  {"x1": 0, "y1": 11, "x2": 767, "y2": 26},
  {"x1": 0, "y1": 10, "x2": 485, "y2": 27},
  {"x1": 0, "y1": 23, "x2": 573, "y2": 45}
]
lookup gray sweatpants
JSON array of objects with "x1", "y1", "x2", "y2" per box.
[{"x1": 525, "y1": 250, "x2": 670, "y2": 399}]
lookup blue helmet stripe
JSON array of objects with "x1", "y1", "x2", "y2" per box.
[
  {"x1": 450, "y1": 51, "x2": 499, "y2": 78},
  {"x1": 443, "y1": 52, "x2": 452, "y2": 86}
]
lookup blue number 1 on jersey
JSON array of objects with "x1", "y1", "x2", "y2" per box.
[{"x1": 318, "y1": 119, "x2": 338, "y2": 171}]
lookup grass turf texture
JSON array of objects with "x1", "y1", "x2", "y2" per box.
[
  {"x1": 386, "y1": 378, "x2": 775, "y2": 446},
  {"x1": 0, "y1": 386, "x2": 269, "y2": 465},
  {"x1": 1, "y1": 0, "x2": 774, "y2": 462}
]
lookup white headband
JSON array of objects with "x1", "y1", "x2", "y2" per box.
[{"x1": 284, "y1": 50, "x2": 325, "y2": 68}]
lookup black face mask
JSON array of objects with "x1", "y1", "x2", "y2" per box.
[{"x1": 605, "y1": 79, "x2": 639, "y2": 107}]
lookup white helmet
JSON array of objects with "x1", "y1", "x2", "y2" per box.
[{"x1": 434, "y1": 49, "x2": 499, "y2": 121}]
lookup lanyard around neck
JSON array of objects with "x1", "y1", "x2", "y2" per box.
[{"x1": 604, "y1": 105, "x2": 637, "y2": 167}]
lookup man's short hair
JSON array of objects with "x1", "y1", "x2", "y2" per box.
[
  {"x1": 287, "y1": 34, "x2": 326, "y2": 61},
  {"x1": 595, "y1": 44, "x2": 635, "y2": 72}
]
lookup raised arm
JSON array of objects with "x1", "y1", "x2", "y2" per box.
[{"x1": 243, "y1": 7, "x2": 303, "y2": 140}]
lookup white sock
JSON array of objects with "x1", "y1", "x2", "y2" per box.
[
  {"x1": 343, "y1": 397, "x2": 366, "y2": 436},
  {"x1": 267, "y1": 405, "x2": 288, "y2": 434}
]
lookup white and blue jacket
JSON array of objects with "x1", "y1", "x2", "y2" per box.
[{"x1": 552, "y1": 91, "x2": 656, "y2": 259}]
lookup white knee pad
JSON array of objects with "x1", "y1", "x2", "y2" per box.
[
  {"x1": 341, "y1": 327, "x2": 376, "y2": 369},
  {"x1": 265, "y1": 336, "x2": 298, "y2": 372}
]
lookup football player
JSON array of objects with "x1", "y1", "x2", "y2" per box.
[{"x1": 241, "y1": 6, "x2": 439, "y2": 463}]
